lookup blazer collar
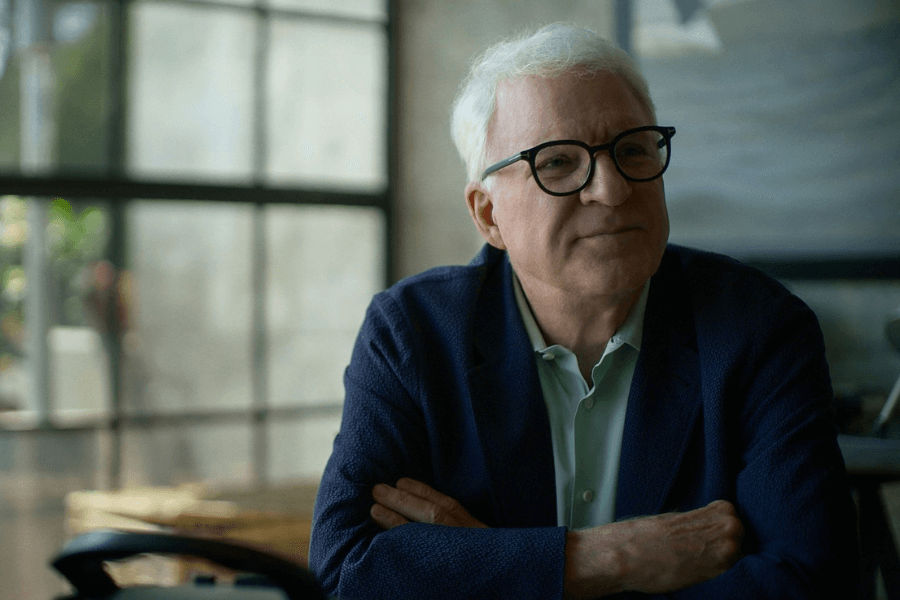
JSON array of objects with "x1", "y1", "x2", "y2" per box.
[
  {"x1": 465, "y1": 247, "x2": 558, "y2": 527},
  {"x1": 615, "y1": 248, "x2": 703, "y2": 520}
]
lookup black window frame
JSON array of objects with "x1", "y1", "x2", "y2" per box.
[{"x1": 0, "y1": 0, "x2": 397, "y2": 489}]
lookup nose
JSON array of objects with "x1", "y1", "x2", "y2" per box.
[{"x1": 579, "y1": 151, "x2": 631, "y2": 207}]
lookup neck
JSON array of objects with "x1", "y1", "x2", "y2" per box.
[{"x1": 518, "y1": 275, "x2": 643, "y2": 381}]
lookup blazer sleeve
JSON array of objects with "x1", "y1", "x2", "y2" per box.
[
  {"x1": 307, "y1": 292, "x2": 567, "y2": 600},
  {"x1": 668, "y1": 284, "x2": 860, "y2": 598}
]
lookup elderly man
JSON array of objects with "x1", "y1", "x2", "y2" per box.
[{"x1": 309, "y1": 24, "x2": 858, "y2": 599}]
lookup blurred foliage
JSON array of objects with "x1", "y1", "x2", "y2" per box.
[
  {"x1": 0, "y1": 50, "x2": 20, "y2": 167},
  {"x1": 0, "y1": 2, "x2": 110, "y2": 171},
  {"x1": 52, "y1": 2, "x2": 110, "y2": 173},
  {"x1": 0, "y1": 195, "x2": 109, "y2": 378},
  {"x1": 0, "y1": 197, "x2": 28, "y2": 366}
]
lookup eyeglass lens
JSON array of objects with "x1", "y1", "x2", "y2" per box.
[{"x1": 533, "y1": 129, "x2": 668, "y2": 194}]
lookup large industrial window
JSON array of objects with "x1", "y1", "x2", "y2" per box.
[{"x1": 0, "y1": 1, "x2": 392, "y2": 595}]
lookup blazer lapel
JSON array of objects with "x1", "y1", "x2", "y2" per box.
[
  {"x1": 616, "y1": 250, "x2": 703, "y2": 520},
  {"x1": 465, "y1": 251, "x2": 558, "y2": 528}
]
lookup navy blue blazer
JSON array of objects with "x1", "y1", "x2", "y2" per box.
[{"x1": 309, "y1": 244, "x2": 858, "y2": 599}]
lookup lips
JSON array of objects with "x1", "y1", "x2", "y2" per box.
[{"x1": 579, "y1": 225, "x2": 642, "y2": 238}]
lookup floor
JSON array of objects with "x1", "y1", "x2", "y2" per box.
[{"x1": 1, "y1": 474, "x2": 81, "y2": 600}]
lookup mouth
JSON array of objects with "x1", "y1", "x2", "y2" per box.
[{"x1": 580, "y1": 225, "x2": 643, "y2": 239}]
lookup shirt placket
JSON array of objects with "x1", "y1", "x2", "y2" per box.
[{"x1": 570, "y1": 339, "x2": 625, "y2": 529}]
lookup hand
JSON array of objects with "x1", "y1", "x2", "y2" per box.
[
  {"x1": 370, "y1": 478, "x2": 488, "y2": 530},
  {"x1": 565, "y1": 500, "x2": 744, "y2": 598}
]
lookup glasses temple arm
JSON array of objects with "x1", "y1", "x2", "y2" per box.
[
  {"x1": 481, "y1": 152, "x2": 526, "y2": 180},
  {"x1": 656, "y1": 128, "x2": 676, "y2": 149}
]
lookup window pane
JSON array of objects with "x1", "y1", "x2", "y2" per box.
[
  {"x1": 49, "y1": 321, "x2": 111, "y2": 418},
  {"x1": 128, "y1": 4, "x2": 256, "y2": 182},
  {"x1": 266, "y1": 21, "x2": 387, "y2": 191},
  {"x1": 0, "y1": 2, "x2": 111, "y2": 174},
  {"x1": 266, "y1": 205, "x2": 384, "y2": 407},
  {"x1": 1, "y1": 197, "x2": 112, "y2": 417},
  {"x1": 125, "y1": 201, "x2": 253, "y2": 413},
  {"x1": 266, "y1": 0, "x2": 386, "y2": 22},
  {"x1": 48, "y1": 199, "x2": 113, "y2": 418},
  {"x1": 268, "y1": 414, "x2": 341, "y2": 481},
  {"x1": 121, "y1": 423, "x2": 253, "y2": 487},
  {"x1": 0, "y1": 197, "x2": 28, "y2": 413}
]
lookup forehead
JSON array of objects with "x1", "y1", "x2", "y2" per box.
[{"x1": 488, "y1": 70, "x2": 652, "y2": 156}]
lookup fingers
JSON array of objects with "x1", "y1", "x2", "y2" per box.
[
  {"x1": 395, "y1": 477, "x2": 470, "y2": 517},
  {"x1": 370, "y1": 502, "x2": 409, "y2": 530},
  {"x1": 704, "y1": 499, "x2": 737, "y2": 516},
  {"x1": 396, "y1": 477, "x2": 446, "y2": 502},
  {"x1": 372, "y1": 481, "x2": 440, "y2": 525},
  {"x1": 370, "y1": 479, "x2": 488, "y2": 529}
]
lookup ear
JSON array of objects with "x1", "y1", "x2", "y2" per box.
[{"x1": 465, "y1": 181, "x2": 505, "y2": 250}]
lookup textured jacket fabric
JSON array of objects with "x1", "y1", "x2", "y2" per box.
[{"x1": 309, "y1": 243, "x2": 859, "y2": 599}]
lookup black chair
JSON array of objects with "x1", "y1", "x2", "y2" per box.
[{"x1": 51, "y1": 529, "x2": 326, "y2": 600}]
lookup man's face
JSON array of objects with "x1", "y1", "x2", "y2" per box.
[{"x1": 477, "y1": 70, "x2": 669, "y2": 299}]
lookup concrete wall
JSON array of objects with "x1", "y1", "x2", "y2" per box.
[{"x1": 394, "y1": 0, "x2": 617, "y2": 279}]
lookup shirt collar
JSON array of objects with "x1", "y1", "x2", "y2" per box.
[{"x1": 511, "y1": 267, "x2": 649, "y2": 354}]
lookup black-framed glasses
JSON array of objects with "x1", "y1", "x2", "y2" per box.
[{"x1": 480, "y1": 125, "x2": 676, "y2": 196}]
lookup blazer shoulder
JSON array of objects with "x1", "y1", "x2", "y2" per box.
[
  {"x1": 658, "y1": 245, "x2": 822, "y2": 363},
  {"x1": 662, "y1": 244, "x2": 797, "y2": 308},
  {"x1": 376, "y1": 244, "x2": 505, "y2": 311},
  {"x1": 362, "y1": 244, "x2": 507, "y2": 346}
]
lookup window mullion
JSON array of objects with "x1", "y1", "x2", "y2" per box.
[
  {"x1": 18, "y1": 0, "x2": 54, "y2": 425},
  {"x1": 250, "y1": 3, "x2": 270, "y2": 486},
  {"x1": 105, "y1": 0, "x2": 131, "y2": 490}
]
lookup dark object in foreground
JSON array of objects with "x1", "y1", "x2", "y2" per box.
[{"x1": 51, "y1": 529, "x2": 326, "y2": 600}]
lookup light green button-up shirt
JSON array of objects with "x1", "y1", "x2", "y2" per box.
[{"x1": 511, "y1": 270, "x2": 649, "y2": 529}]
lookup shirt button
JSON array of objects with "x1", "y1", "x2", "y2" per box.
[
  {"x1": 584, "y1": 398, "x2": 594, "y2": 410},
  {"x1": 582, "y1": 489, "x2": 594, "y2": 503},
  {"x1": 541, "y1": 352, "x2": 555, "y2": 361}
]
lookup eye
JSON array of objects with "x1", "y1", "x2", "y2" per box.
[
  {"x1": 616, "y1": 142, "x2": 651, "y2": 159},
  {"x1": 537, "y1": 154, "x2": 575, "y2": 170},
  {"x1": 534, "y1": 145, "x2": 586, "y2": 176}
]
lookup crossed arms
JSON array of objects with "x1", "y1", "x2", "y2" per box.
[{"x1": 370, "y1": 477, "x2": 743, "y2": 598}]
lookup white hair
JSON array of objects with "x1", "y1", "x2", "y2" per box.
[{"x1": 450, "y1": 23, "x2": 656, "y2": 183}]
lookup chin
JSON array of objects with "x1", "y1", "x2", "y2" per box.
[{"x1": 581, "y1": 251, "x2": 661, "y2": 296}]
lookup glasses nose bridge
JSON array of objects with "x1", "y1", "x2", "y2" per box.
[{"x1": 583, "y1": 141, "x2": 620, "y2": 184}]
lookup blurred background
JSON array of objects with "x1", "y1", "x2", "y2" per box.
[{"x1": 0, "y1": 0, "x2": 898, "y2": 598}]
